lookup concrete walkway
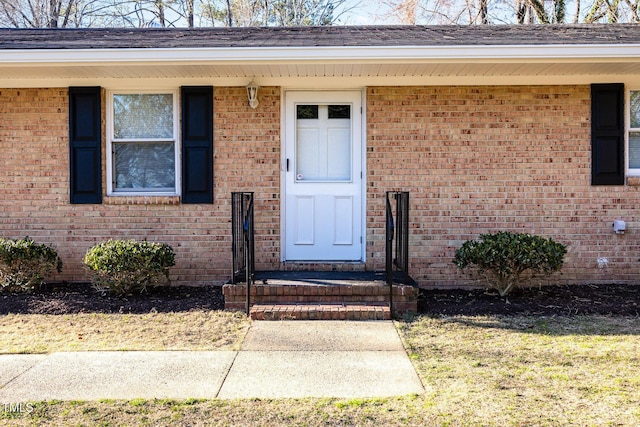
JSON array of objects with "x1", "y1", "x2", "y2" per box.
[{"x1": 0, "y1": 321, "x2": 424, "y2": 401}]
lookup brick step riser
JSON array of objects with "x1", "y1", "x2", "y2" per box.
[
  {"x1": 224, "y1": 297, "x2": 394, "y2": 304},
  {"x1": 223, "y1": 284, "x2": 418, "y2": 317},
  {"x1": 232, "y1": 295, "x2": 389, "y2": 304},
  {"x1": 224, "y1": 285, "x2": 415, "y2": 297},
  {"x1": 225, "y1": 288, "x2": 414, "y2": 305},
  {"x1": 249, "y1": 305, "x2": 391, "y2": 321}
]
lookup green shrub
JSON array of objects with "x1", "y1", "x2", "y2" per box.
[
  {"x1": 453, "y1": 231, "x2": 567, "y2": 297},
  {"x1": 0, "y1": 237, "x2": 63, "y2": 293},
  {"x1": 83, "y1": 239, "x2": 176, "y2": 295}
]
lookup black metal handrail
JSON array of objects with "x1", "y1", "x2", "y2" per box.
[
  {"x1": 385, "y1": 191, "x2": 410, "y2": 314},
  {"x1": 386, "y1": 195, "x2": 395, "y2": 312},
  {"x1": 231, "y1": 192, "x2": 255, "y2": 315},
  {"x1": 395, "y1": 191, "x2": 410, "y2": 279}
]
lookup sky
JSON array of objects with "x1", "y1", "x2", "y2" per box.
[{"x1": 334, "y1": 0, "x2": 392, "y2": 25}]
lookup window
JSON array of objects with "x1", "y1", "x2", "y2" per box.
[
  {"x1": 107, "y1": 91, "x2": 179, "y2": 195},
  {"x1": 70, "y1": 86, "x2": 212, "y2": 204},
  {"x1": 295, "y1": 104, "x2": 352, "y2": 182},
  {"x1": 629, "y1": 90, "x2": 640, "y2": 173}
]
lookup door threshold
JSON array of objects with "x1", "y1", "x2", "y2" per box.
[
  {"x1": 255, "y1": 270, "x2": 383, "y2": 282},
  {"x1": 283, "y1": 260, "x2": 364, "y2": 264},
  {"x1": 279, "y1": 261, "x2": 367, "y2": 273}
]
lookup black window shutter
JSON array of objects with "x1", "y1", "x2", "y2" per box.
[
  {"x1": 181, "y1": 86, "x2": 213, "y2": 204},
  {"x1": 591, "y1": 83, "x2": 625, "y2": 185},
  {"x1": 69, "y1": 87, "x2": 102, "y2": 204}
]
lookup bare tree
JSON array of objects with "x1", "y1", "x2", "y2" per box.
[
  {"x1": 622, "y1": 0, "x2": 640, "y2": 21},
  {"x1": 0, "y1": 0, "x2": 141, "y2": 27},
  {"x1": 584, "y1": 0, "x2": 626, "y2": 22},
  {"x1": 526, "y1": 0, "x2": 566, "y2": 23},
  {"x1": 0, "y1": 0, "x2": 76, "y2": 27},
  {"x1": 379, "y1": 0, "x2": 419, "y2": 24},
  {"x1": 198, "y1": 0, "x2": 348, "y2": 26},
  {"x1": 375, "y1": 0, "x2": 640, "y2": 24},
  {"x1": 175, "y1": 0, "x2": 195, "y2": 26},
  {"x1": 272, "y1": 0, "x2": 340, "y2": 25},
  {"x1": 118, "y1": 0, "x2": 178, "y2": 27},
  {"x1": 199, "y1": 0, "x2": 263, "y2": 26},
  {"x1": 378, "y1": 0, "x2": 511, "y2": 24},
  {"x1": 512, "y1": 0, "x2": 640, "y2": 23},
  {"x1": 4, "y1": 0, "x2": 640, "y2": 27}
]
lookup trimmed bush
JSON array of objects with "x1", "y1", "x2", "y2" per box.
[
  {"x1": 453, "y1": 231, "x2": 567, "y2": 297},
  {"x1": 83, "y1": 239, "x2": 176, "y2": 295},
  {"x1": 0, "y1": 237, "x2": 63, "y2": 293}
]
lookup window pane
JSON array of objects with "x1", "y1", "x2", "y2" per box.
[
  {"x1": 114, "y1": 94, "x2": 173, "y2": 139},
  {"x1": 297, "y1": 105, "x2": 318, "y2": 120},
  {"x1": 328, "y1": 105, "x2": 350, "y2": 119},
  {"x1": 296, "y1": 105, "x2": 351, "y2": 181},
  {"x1": 630, "y1": 133, "x2": 640, "y2": 168},
  {"x1": 114, "y1": 142, "x2": 175, "y2": 190},
  {"x1": 631, "y1": 91, "x2": 640, "y2": 128}
]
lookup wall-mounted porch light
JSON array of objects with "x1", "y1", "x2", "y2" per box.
[{"x1": 246, "y1": 81, "x2": 259, "y2": 109}]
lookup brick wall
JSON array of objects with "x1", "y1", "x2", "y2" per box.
[
  {"x1": 2, "y1": 85, "x2": 639, "y2": 288},
  {"x1": 0, "y1": 87, "x2": 281, "y2": 286},
  {"x1": 366, "y1": 85, "x2": 640, "y2": 288},
  {"x1": 214, "y1": 87, "x2": 281, "y2": 274}
]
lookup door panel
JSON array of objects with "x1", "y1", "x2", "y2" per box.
[
  {"x1": 297, "y1": 128, "x2": 320, "y2": 179},
  {"x1": 327, "y1": 128, "x2": 351, "y2": 180},
  {"x1": 294, "y1": 195, "x2": 315, "y2": 245},
  {"x1": 333, "y1": 196, "x2": 353, "y2": 245},
  {"x1": 284, "y1": 91, "x2": 363, "y2": 261}
]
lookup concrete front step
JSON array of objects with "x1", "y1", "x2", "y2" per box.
[{"x1": 250, "y1": 304, "x2": 391, "y2": 321}]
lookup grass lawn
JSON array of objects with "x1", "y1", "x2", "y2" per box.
[
  {"x1": 1, "y1": 313, "x2": 639, "y2": 426},
  {"x1": 0, "y1": 311, "x2": 250, "y2": 353}
]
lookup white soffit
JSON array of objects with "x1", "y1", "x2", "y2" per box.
[{"x1": 0, "y1": 43, "x2": 639, "y2": 87}]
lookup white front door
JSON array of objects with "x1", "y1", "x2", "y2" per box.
[{"x1": 284, "y1": 91, "x2": 364, "y2": 261}]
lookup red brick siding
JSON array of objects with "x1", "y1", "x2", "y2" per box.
[
  {"x1": 2, "y1": 85, "x2": 639, "y2": 288},
  {"x1": 367, "y1": 85, "x2": 640, "y2": 287},
  {"x1": 214, "y1": 87, "x2": 281, "y2": 272},
  {"x1": 0, "y1": 87, "x2": 281, "y2": 286}
]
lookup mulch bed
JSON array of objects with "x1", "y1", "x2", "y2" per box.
[
  {"x1": 1, "y1": 282, "x2": 638, "y2": 316},
  {"x1": 419, "y1": 283, "x2": 640, "y2": 316},
  {"x1": 0, "y1": 282, "x2": 225, "y2": 315}
]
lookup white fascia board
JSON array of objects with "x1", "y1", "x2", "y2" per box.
[
  {"x1": 1, "y1": 43, "x2": 640, "y2": 65},
  {"x1": 4, "y1": 73, "x2": 640, "y2": 90}
]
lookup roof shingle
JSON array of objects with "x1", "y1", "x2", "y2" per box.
[{"x1": 0, "y1": 24, "x2": 639, "y2": 50}]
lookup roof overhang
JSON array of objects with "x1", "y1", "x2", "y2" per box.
[{"x1": 1, "y1": 42, "x2": 640, "y2": 88}]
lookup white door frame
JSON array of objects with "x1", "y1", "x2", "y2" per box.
[{"x1": 281, "y1": 89, "x2": 366, "y2": 262}]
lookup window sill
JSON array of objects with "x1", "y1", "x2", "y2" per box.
[
  {"x1": 104, "y1": 195, "x2": 181, "y2": 205},
  {"x1": 627, "y1": 177, "x2": 640, "y2": 186}
]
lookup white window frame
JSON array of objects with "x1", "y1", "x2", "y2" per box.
[
  {"x1": 106, "y1": 89, "x2": 181, "y2": 196},
  {"x1": 627, "y1": 88, "x2": 640, "y2": 176}
]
